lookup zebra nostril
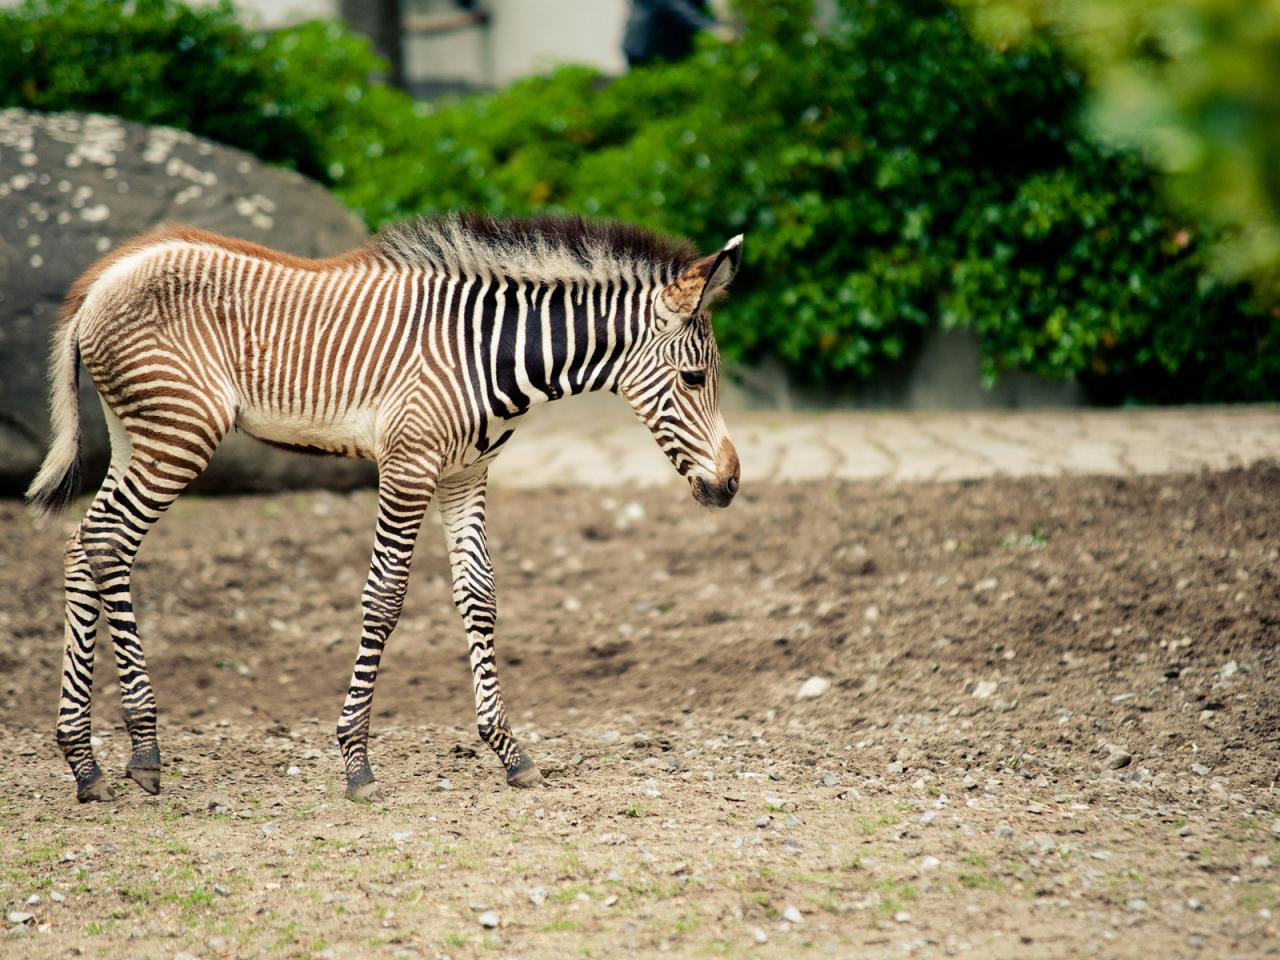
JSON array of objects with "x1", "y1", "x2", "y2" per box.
[{"x1": 726, "y1": 476, "x2": 739, "y2": 496}]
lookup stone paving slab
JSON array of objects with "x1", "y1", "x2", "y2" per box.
[{"x1": 488, "y1": 398, "x2": 1280, "y2": 489}]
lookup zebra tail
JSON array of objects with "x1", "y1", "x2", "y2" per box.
[{"x1": 25, "y1": 307, "x2": 83, "y2": 518}]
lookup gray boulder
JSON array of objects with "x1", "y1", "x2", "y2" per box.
[{"x1": 0, "y1": 109, "x2": 376, "y2": 497}]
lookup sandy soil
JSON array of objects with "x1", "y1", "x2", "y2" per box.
[{"x1": 1, "y1": 465, "x2": 1278, "y2": 959}]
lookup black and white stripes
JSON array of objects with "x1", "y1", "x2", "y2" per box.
[{"x1": 27, "y1": 213, "x2": 743, "y2": 802}]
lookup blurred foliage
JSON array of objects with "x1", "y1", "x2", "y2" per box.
[
  {"x1": 957, "y1": 0, "x2": 1280, "y2": 300},
  {"x1": 0, "y1": 0, "x2": 408, "y2": 184},
  {"x1": 2, "y1": 0, "x2": 1274, "y2": 400},
  {"x1": 353, "y1": 0, "x2": 1273, "y2": 400}
]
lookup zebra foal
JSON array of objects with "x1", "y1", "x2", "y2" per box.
[{"x1": 26, "y1": 213, "x2": 743, "y2": 803}]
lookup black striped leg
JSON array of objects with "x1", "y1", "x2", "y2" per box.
[
  {"x1": 80, "y1": 456, "x2": 201, "y2": 797},
  {"x1": 57, "y1": 527, "x2": 111, "y2": 802},
  {"x1": 439, "y1": 470, "x2": 542, "y2": 788},
  {"x1": 79, "y1": 386, "x2": 227, "y2": 798},
  {"x1": 338, "y1": 465, "x2": 435, "y2": 802}
]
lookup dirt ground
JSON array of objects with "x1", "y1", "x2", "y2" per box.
[{"x1": 1, "y1": 465, "x2": 1278, "y2": 959}]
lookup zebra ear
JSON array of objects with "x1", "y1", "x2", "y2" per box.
[{"x1": 657, "y1": 235, "x2": 743, "y2": 325}]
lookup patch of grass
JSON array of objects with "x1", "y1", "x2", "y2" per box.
[
  {"x1": 958, "y1": 871, "x2": 1004, "y2": 891},
  {"x1": 854, "y1": 812, "x2": 898, "y2": 835},
  {"x1": 539, "y1": 919, "x2": 580, "y2": 932},
  {"x1": 875, "y1": 878, "x2": 918, "y2": 917},
  {"x1": 998, "y1": 528, "x2": 1049, "y2": 550},
  {"x1": 443, "y1": 932, "x2": 468, "y2": 947},
  {"x1": 549, "y1": 884, "x2": 587, "y2": 904},
  {"x1": 19, "y1": 844, "x2": 61, "y2": 866},
  {"x1": 625, "y1": 804, "x2": 644, "y2": 818},
  {"x1": 673, "y1": 910, "x2": 701, "y2": 934}
]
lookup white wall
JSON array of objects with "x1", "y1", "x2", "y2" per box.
[{"x1": 405, "y1": 0, "x2": 628, "y2": 89}]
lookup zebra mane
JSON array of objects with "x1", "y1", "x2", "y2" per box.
[{"x1": 370, "y1": 212, "x2": 700, "y2": 284}]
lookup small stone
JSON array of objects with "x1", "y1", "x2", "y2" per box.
[
  {"x1": 973, "y1": 578, "x2": 998, "y2": 593},
  {"x1": 1126, "y1": 898, "x2": 1147, "y2": 912},
  {"x1": 1221, "y1": 660, "x2": 1239, "y2": 678},
  {"x1": 477, "y1": 911, "x2": 499, "y2": 929},
  {"x1": 435, "y1": 778, "x2": 452, "y2": 792},
  {"x1": 213, "y1": 885, "x2": 230, "y2": 897},
  {"x1": 1106, "y1": 750, "x2": 1133, "y2": 770},
  {"x1": 1177, "y1": 825, "x2": 1193, "y2": 837},
  {"x1": 604, "y1": 895, "x2": 619, "y2": 907},
  {"x1": 796, "y1": 676, "x2": 830, "y2": 700},
  {"x1": 259, "y1": 823, "x2": 278, "y2": 837},
  {"x1": 48, "y1": 892, "x2": 64, "y2": 903},
  {"x1": 820, "y1": 772, "x2": 842, "y2": 787},
  {"x1": 755, "y1": 816, "x2": 771, "y2": 828},
  {"x1": 1033, "y1": 834, "x2": 1056, "y2": 854},
  {"x1": 1186, "y1": 898, "x2": 1203, "y2": 911},
  {"x1": 972, "y1": 680, "x2": 998, "y2": 699},
  {"x1": 286, "y1": 765, "x2": 300, "y2": 776},
  {"x1": 782, "y1": 906, "x2": 803, "y2": 925},
  {"x1": 1250, "y1": 855, "x2": 1271, "y2": 869},
  {"x1": 751, "y1": 927, "x2": 768, "y2": 944},
  {"x1": 1191, "y1": 763, "x2": 1210, "y2": 776},
  {"x1": 24, "y1": 895, "x2": 39, "y2": 906},
  {"x1": 994, "y1": 823, "x2": 1015, "y2": 839},
  {"x1": 894, "y1": 910, "x2": 912, "y2": 923},
  {"x1": 527, "y1": 887, "x2": 547, "y2": 906},
  {"x1": 7, "y1": 912, "x2": 33, "y2": 925},
  {"x1": 920, "y1": 856, "x2": 941, "y2": 870}
]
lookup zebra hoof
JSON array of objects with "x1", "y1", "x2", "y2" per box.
[
  {"x1": 346, "y1": 780, "x2": 384, "y2": 803},
  {"x1": 506, "y1": 757, "x2": 544, "y2": 789},
  {"x1": 76, "y1": 777, "x2": 116, "y2": 803},
  {"x1": 126, "y1": 765, "x2": 161, "y2": 796}
]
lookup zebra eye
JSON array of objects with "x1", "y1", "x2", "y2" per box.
[{"x1": 679, "y1": 369, "x2": 706, "y2": 389}]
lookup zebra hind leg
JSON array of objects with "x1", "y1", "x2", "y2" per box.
[
  {"x1": 80, "y1": 401, "x2": 228, "y2": 797},
  {"x1": 438, "y1": 470, "x2": 543, "y2": 789},
  {"x1": 337, "y1": 463, "x2": 436, "y2": 802},
  {"x1": 57, "y1": 527, "x2": 112, "y2": 802}
]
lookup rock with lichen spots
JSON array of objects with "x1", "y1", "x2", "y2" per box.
[{"x1": 0, "y1": 108, "x2": 370, "y2": 494}]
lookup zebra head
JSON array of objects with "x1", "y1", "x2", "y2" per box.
[{"x1": 620, "y1": 236, "x2": 743, "y2": 508}]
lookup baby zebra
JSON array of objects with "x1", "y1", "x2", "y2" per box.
[{"x1": 26, "y1": 213, "x2": 743, "y2": 803}]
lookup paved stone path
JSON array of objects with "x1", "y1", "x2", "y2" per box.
[{"x1": 488, "y1": 399, "x2": 1280, "y2": 489}]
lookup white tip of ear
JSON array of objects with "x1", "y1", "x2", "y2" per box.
[{"x1": 725, "y1": 234, "x2": 744, "y2": 250}]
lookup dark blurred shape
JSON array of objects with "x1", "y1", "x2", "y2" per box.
[
  {"x1": 341, "y1": 0, "x2": 405, "y2": 88},
  {"x1": 623, "y1": 0, "x2": 717, "y2": 67}
]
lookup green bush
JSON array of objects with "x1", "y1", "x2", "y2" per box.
[
  {"x1": 339, "y1": 0, "x2": 1276, "y2": 402},
  {"x1": 3, "y1": 0, "x2": 1274, "y2": 401},
  {"x1": 0, "y1": 0, "x2": 411, "y2": 185}
]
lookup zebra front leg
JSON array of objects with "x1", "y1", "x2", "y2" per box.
[
  {"x1": 338, "y1": 465, "x2": 435, "y2": 802},
  {"x1": 56, "y1": 531, "x2": 113, "y2": 802},
  {"x1": 438, "y1": 470, "x2": 543, "y2": 788}
]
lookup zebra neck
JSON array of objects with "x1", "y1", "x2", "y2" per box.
[{"x1": 472, "y1": 272, "x2": 653, "y2": 416}]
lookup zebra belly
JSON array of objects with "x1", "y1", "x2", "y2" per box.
[{"x1": 235, "y1": 407, "x2": 379, "y2": 460}]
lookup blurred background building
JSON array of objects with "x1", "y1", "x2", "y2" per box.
[{"x1": 209, "y1": 0, "x2": 631, "y2": 94}]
